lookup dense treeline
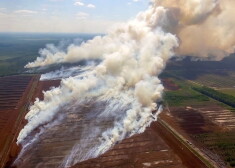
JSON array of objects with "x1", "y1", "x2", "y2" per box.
[{"x1": 192, "y1": 86, "x2": 235, "y2": 108}]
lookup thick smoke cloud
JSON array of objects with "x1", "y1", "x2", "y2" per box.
[
  {"x1": 156, "y1": 0, "x2": 235, "y2": 60},
  {"x1": 19, "y1": 5, "x2": 178, "y2": 144},
  {"x1": 25, "y1": 0, "x2": 235, "y2": 68},
  {"x1": 17, "y1": 0, "x2": 235, "y2": 167}
]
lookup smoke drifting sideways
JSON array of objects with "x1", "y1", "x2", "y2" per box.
[
  {"x1": 157, "y1": 0, "x2": 235, "y2": 60},
  {"x1": 17, "y1": 0, "x2": 235, "y2": 167}
]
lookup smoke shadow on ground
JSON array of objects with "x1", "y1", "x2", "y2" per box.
[{"x1": 170, "y1": 108, "x2": 211, "y2": 135}]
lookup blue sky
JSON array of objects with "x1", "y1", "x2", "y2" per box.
[{"x1": 0, "y1": 0, "x2": 149, "y2": 33}]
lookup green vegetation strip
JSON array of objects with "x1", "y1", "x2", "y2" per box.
[
  {"x1": 192, "y1": 86, "x2": 235, "y2": 108},
  {"x1": 158, "y1": 118, "x2": 216, "y2": 168},
  {"x1": 163, "y1": 78, "x2": 209, "y2": 107}
]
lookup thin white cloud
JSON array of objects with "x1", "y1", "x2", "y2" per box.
[
  {"x1": 49, "y1": 0, "x2": 64, "y2": 1},
  {"x1": 0, "y1": 12, "x2": 7, "y2": 17},
  {"x1": 0, "y1": 8, "x2": 6, "y2": 11},
  {"x1": 74, "y1": 1, "x2": 96, "y2": 8},
  {"x1": 76, "y1": 12, "x2": 89, "y2": 20},
  {"x1": 0, "y1": 11, "x2": 120, "y2": 33},
  {"x1": 14, "y1": 10, "x2": 38, "y2": 14},
  {"x1": 87, "y1": 4, "x2": 96, "y2": 8},
  {"x1": 133, "y1": 0, "x2": 140, "y2": 2},
  {"x1": 74, "y1": 1, "x2": 84, "y2": 6}
]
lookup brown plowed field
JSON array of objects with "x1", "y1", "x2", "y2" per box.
[
  {"x1": 32, "y1": 80, "x2": 60, "y2": 101},
  {"x1": 162, "y1": 79, "x2": 180, "y2": 91},
  {"x1": 12, "y1": 80, "x2": 196, "y2": 168},
  {"x1": 162, "y1": 107, "x2": 218, "y2": 136},
  {"x1": 160, "y1": 107, "x2": 227, "y2": 167},
  {"x1": 194, "y1": 105, "x2": 235, "y2": 130},
  {"x1": 73, "y1": 120, "x2": 212, "y2": 168},
  {"x1": 0, "y1": 75, "x2": 39, "y2": 168},
  {"x1": 4, "y1": 78, "x2": 218, "y2": 168}
]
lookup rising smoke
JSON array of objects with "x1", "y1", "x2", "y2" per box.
[{"x1": 17, "y1": 0, "x2": 235, "y2": 167}]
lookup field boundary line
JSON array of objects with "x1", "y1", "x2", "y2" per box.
[
  {"x1": 158, "y1": 117, "x2": 217, "y2": 168},
  {"x1": 0, "y1": 75, "x2": 40, "y2": 168}
]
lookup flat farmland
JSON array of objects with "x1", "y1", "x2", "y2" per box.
[
  {"x1": 194, "y1": 105, "x2": 235, "y2": 130},
  {"x1": 73, "y1": 123, "x2": 193, "y2": 168},
  {"x1": 192, "y1": 105, "x2": 235, "y2": 167},
  {"x1": 195, "y1": 132, "x2": 235, "y2": 167},
  {"x1": 163, "y1": 69, "x2": 235, "y2": 89},
  {"x1": 162, "y1": 104, "x2": 235, "y2": 136},
  {"x1": 5, "y1": 74, "x2": 230, "y2": 168},
  {"x1": 0, "y1": 75, "x2": 39, "y2": 168},
  {"x1": 162, "y1": 75, "x2": 235, "y2": 167},
  {"x1": 14, "y1": 79, "x2": 187, "y2": 168},
  {"x1": 219, "y1": 89, "x2": 235, "y2": 97},
  {"x1": 160, "y1": 106, "x2": 227, "y2": 167},
  {"x1": 73, "y1": 118, "x2": 217, "y2": 168},
  {"x1": 193, "y1": 74, "x2": 235, "y2": 88},
  {"x1": 32, "y1": 79, "x2": 61, "y2": 101},
  {"x1": 163, "y1": 78, "x2": 210, "y2": 107},
  {"x1": 13, "y1": 79, "x2": 215, "y2": 168}
]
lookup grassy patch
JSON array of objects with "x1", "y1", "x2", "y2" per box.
[
  {"x1": 194, "y1": 133, "x2": 235, "y2": 167},
  {"x1": 220, "y1": 89, "x2": 235, "y2": 97},
  {"x1": 163, "y1": 79, "x2": 209, "y2": 106}
]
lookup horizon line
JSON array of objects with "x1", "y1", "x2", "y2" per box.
[{"x1": 0, "y1": 32, "x2": 105, "y2": 35}]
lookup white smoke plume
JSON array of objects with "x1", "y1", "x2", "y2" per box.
[
  {"x1": 18, "y1": 5, "x2": 178, "y2": 144},
  {"x1": 157, "y1": 0, "x2": 235, "y2": 60},
  {"x1": 40, "y1": 65, "x2": 94, "y2": 81},
  {"x1": 17, "y1": 0, "x2": 235, "y2": 167},
  {"x1": 25, "y1": 0, "x2": 235, "y2": 68}
]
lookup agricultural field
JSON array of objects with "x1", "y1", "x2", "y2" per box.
[
  {"x1": 0, "y1": 75, "x2": 39, "y2": 168},
  {"x1": 14, "y1": 79, "x2": 190, "y2": 168},
  {"x1": 164, "y1": 54, "x2": 235, "y2": 90},
  {"x1": 195, "y1": 133, "x2": 235, "y2": 167},
  {"x1": 219, "y1": 89, "x2": 235, "y2": 97},
  {"x1": 191, "y1": 74, "x2": 235, "y2": 89},
  {"x1": 161, "y1": 99, "x2": 235, "y2": 167},
  {"x1": 0, "y1": 32, "x2": 235, "y2": 168},
  {"x1": 161, "y1": 69, "x2": 235, "y2": 167},
  {"x1": 164, "y1": 69, "x2": 235, "y2": 89},
  {"x1": 161, "y1": 77, "x2": 210, "y2": 107}
]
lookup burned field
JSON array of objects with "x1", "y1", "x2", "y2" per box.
[
  {"x1": 0, "y1": 77, "x2": 215, "y2": 168},
  {"x1": 73, "y1": 119, "x2": 217, "y2": 168},
  {"x1": 2, "y1": 56, "x2": 235, "y2": 168},
  {"x1": 1, "y1": 0, "x2": 235, "y2": 165},
  {"x1": 13, "y1": 80, "x2": 190, "y2": 168},
  {"x1": 73, "y1": 125, "x2": 186, "y2": 168},
  {"x1": 0, "y1": 75, "x2": 39, "y2": 168}
]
